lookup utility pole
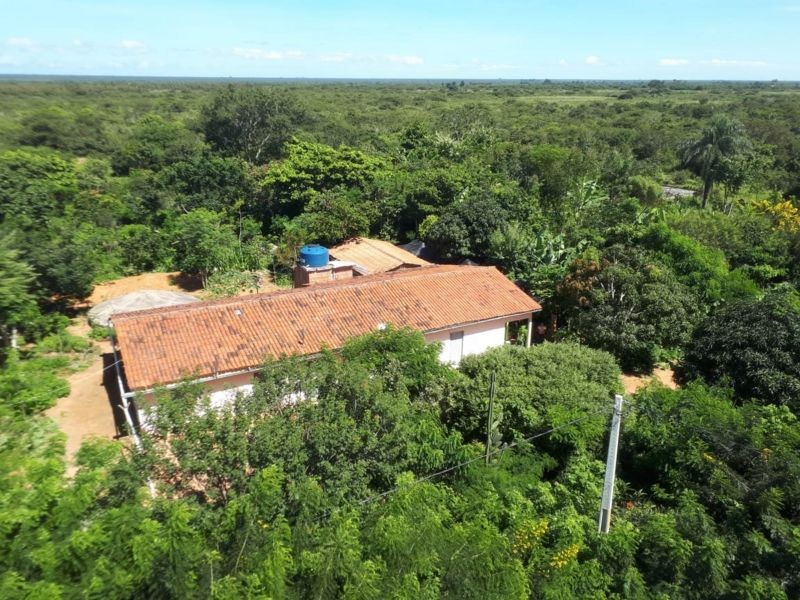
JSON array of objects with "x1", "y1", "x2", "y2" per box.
[
  {"x1": 485, "y1": 370, "x2": 497, "y2": 465},
  {"x1": 598, "y1": 394, "x2": 624, "y2": 534}
]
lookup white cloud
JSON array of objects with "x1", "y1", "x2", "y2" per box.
[
  {"x1": 558, "y1": 58, "x2": 568, "y2": 66},
  {"x1": 780, "y1": 4, "x2": 800, "y2": 12},
  {"x1": 471, "y1": 58, "x2": 516, "y2": 71},
  {"x1": 120, "y1": 40, "x2": 145, "y2": 50},
  {"x1": 709, "y1": 58, "x2": 769, "y2": 67},
  {"x1": 659, "y1": 58, "x2": 689, "y2": 66},
  {"x1": 320, "y1": 52, "x2": 353, "y2": 63},
  {"x1": 482, "y1": 63, "x2": 516, "y2": 71},
  {"x1": 5, "y1": 37, "x2": 36, "y2": 48},
  {"x1": 386, "y1": 54, "x2": 424, "y2": 65},
  {"x1": 232, "y1": 47, "x2": 304, "y2": 60},
  {"x1": 584, "y1": 55, "x2": 603, "y2": 66}
]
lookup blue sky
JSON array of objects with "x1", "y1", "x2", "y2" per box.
[{"x1": 1, "y1": 1, "x2": 798, "y2": 79}]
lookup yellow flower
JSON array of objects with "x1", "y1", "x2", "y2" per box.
[
  {"x1": 511, "y1": 519, "x2": 549, "y2": 556},
  {"x1": 753, "y1": 199, "x2": 800, "y2": 234},
  {"x1": 548, "y1": 544, "x2": 580, "y2": 569}
]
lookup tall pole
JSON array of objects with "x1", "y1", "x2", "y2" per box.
[
  {"x1": 598, "y1": 394, "x2": 624, "y2": 533},
  {"x1": 485, "y1": 370, "x2": 497, "y2": 465}
]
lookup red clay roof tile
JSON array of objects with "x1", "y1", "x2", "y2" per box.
[{"x1": 113, "y1": 265, "x2": 541, "y2": 391}]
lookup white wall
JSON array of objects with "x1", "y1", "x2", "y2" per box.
[
  {"x1": 425, "y1": 317, "x2": 517, "y2": 366},
  {"x1": 208, "y1": 384, "x2": 254, "y2": 409}
]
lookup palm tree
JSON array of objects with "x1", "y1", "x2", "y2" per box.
[{"x1": 680, "y1": 114, "x2": 751, "y2": 207}]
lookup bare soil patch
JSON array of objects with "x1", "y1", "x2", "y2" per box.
[
  {"x1": 86, "y1": 271, "x2": 278, "y2": 307},
  {"x1": 87, "y1": 272, "x2": 203, "y2": 305},
  {"x1": 621, "y1": 367, "x2": 679, "y2": 395}
]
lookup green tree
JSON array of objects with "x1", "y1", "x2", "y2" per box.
[
  {"x1": 201, "y1": 85, "x2": 306, "y2": 164},
  {"x1": 154, "y1": 155, "x2": 255, "y2": 214},
  {"x1": 112, "y1": 114, "x2": 203, "y2": 175},
  {"x1": 668, "y1": 209, "x2": 791, "y2": 281},
  {"x1": 450, "y1": 342, "x2": 620, "y2": 455},
  {"x1": 556, "y1": 245, "x2": 700, "y2": 371},
  {"x1": 627, "y1": 175, "x2": 663, "y2": 204},
  {"x1": 638, "y1": 222, "x2": 747, "y2": 305},
  {"x1": 680, "y1": 114, "x2": 753, "y2": 207},
  {"x1": 424, "y1": 191, "x2": 511, "y2": 261},
  {"x1": 170, "y1": 209, "x2": 241, "y2": 284},
  {"x1": 622, "y1": 383, "x2": 800, "y2": 596},
  {"x1": 261, "y1": 139, "x2": 386, "y2": 220},
  {"x1": 682, "y1": 286, "x2": 800, "y2": 410},
  {"x1": 0, "y1": 149, "x2": 78, "y2": 224},
  {"x1": 290, "y1": 187, "x2": 377, "y2": 247},
  {"x1": 17, "y1": 106, "x2": 107, "y2": 155},
  {"x1": 117, "y1": 224, "x2": 173, "y2": 273},
  {"x1": 488, "y1": 224, "x2": 581, "y2": 301},
  {"x1": 0, "y1": 236, "x2": 38, "y2": 352}
]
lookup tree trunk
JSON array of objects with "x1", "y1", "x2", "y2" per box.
[{"x1": 702, "y1": 179, "x2": 713, "y2": 208}]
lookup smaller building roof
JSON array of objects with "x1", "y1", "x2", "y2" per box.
[
  {"x1": 329, "y1": 237, "x2": 430, "y2": 273},
  {"x1": 398, "y1": 239, "x2": 439, "y2": 262}
]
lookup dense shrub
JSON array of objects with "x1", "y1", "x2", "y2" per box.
[
  {"x1": 682, "y1": 286, "x2": 800, "y2": 410},
  {"x1": 556, "y1": 246, "x2": 700, "y2": 371},
  {"x1": 450, "y1": 342, "x2": 621, "y2": 456}
]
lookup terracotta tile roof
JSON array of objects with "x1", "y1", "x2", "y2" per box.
[
  {"x1": 113, "y1": 265, "x2": 541, "y2": 391},
  {"x1": 329, "y1": 237, "x2": 430, "y2": 273}
]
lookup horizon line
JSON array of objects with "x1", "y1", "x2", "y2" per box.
[{"x1": 1, "y1": 73, "x2": 798, "y2": 84}]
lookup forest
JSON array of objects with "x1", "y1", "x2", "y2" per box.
[{"x1": 1, "y1": 79, "x2": 800, "y2": 598}]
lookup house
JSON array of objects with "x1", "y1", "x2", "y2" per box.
[{"x1": 111, "y1": 265, "x2": 542, "y2": 413}]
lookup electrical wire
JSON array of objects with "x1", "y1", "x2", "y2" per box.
[{"x1": 310, "y1": 404, "x2": 614, "y2": 524}]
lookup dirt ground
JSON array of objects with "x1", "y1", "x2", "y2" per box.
[
  {"x1": 621, "y1": 367, "x2": 679, "y2": 395},
  {"x1": 44, "y1": 338, "x2": 126, "y2": 475},
  {"x1": 86, "y1": 271, "x2": 278, "y2": 306},
  {"x1": 87, "y1": 272, "x2": 203, "y2": 305}
]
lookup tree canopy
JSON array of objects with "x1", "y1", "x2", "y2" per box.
[{"x1": 2, "y1": 79, "x2": 800, "y2": 598}]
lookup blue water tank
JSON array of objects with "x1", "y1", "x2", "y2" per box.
[{"x1": 299, "y1": 244, "x2": 329, "y2": 268}]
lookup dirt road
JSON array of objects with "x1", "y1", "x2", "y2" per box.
[{"x1": 44, "y1": 339, "x2": 123, "y2": 474}]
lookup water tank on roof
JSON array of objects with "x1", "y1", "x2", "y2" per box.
[{"x1": 299, "y1": 244, "x2": 329, "y2": 268}]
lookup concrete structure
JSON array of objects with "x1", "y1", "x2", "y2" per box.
[
  {"x1": 88, "y1": 290, "x2": 199, "y2": 327},
  {"x1": 293, "y1": 260, "x2": 358, "y2": 287}
]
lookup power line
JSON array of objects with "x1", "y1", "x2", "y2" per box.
[{"x1": 311, "y1": 405, "x2": 613, "y2": 523}]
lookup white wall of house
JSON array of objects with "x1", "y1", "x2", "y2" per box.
[{"x1": 425, "y1": 316, "x2": 526, "y2": 366}]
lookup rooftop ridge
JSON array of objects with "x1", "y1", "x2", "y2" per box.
[
  {"x1": 349, "y1": 237, "x2": 412, "y2": 261},
  {"x1": 110, "y1": 264, "x2": 490, "y2": 323}
]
